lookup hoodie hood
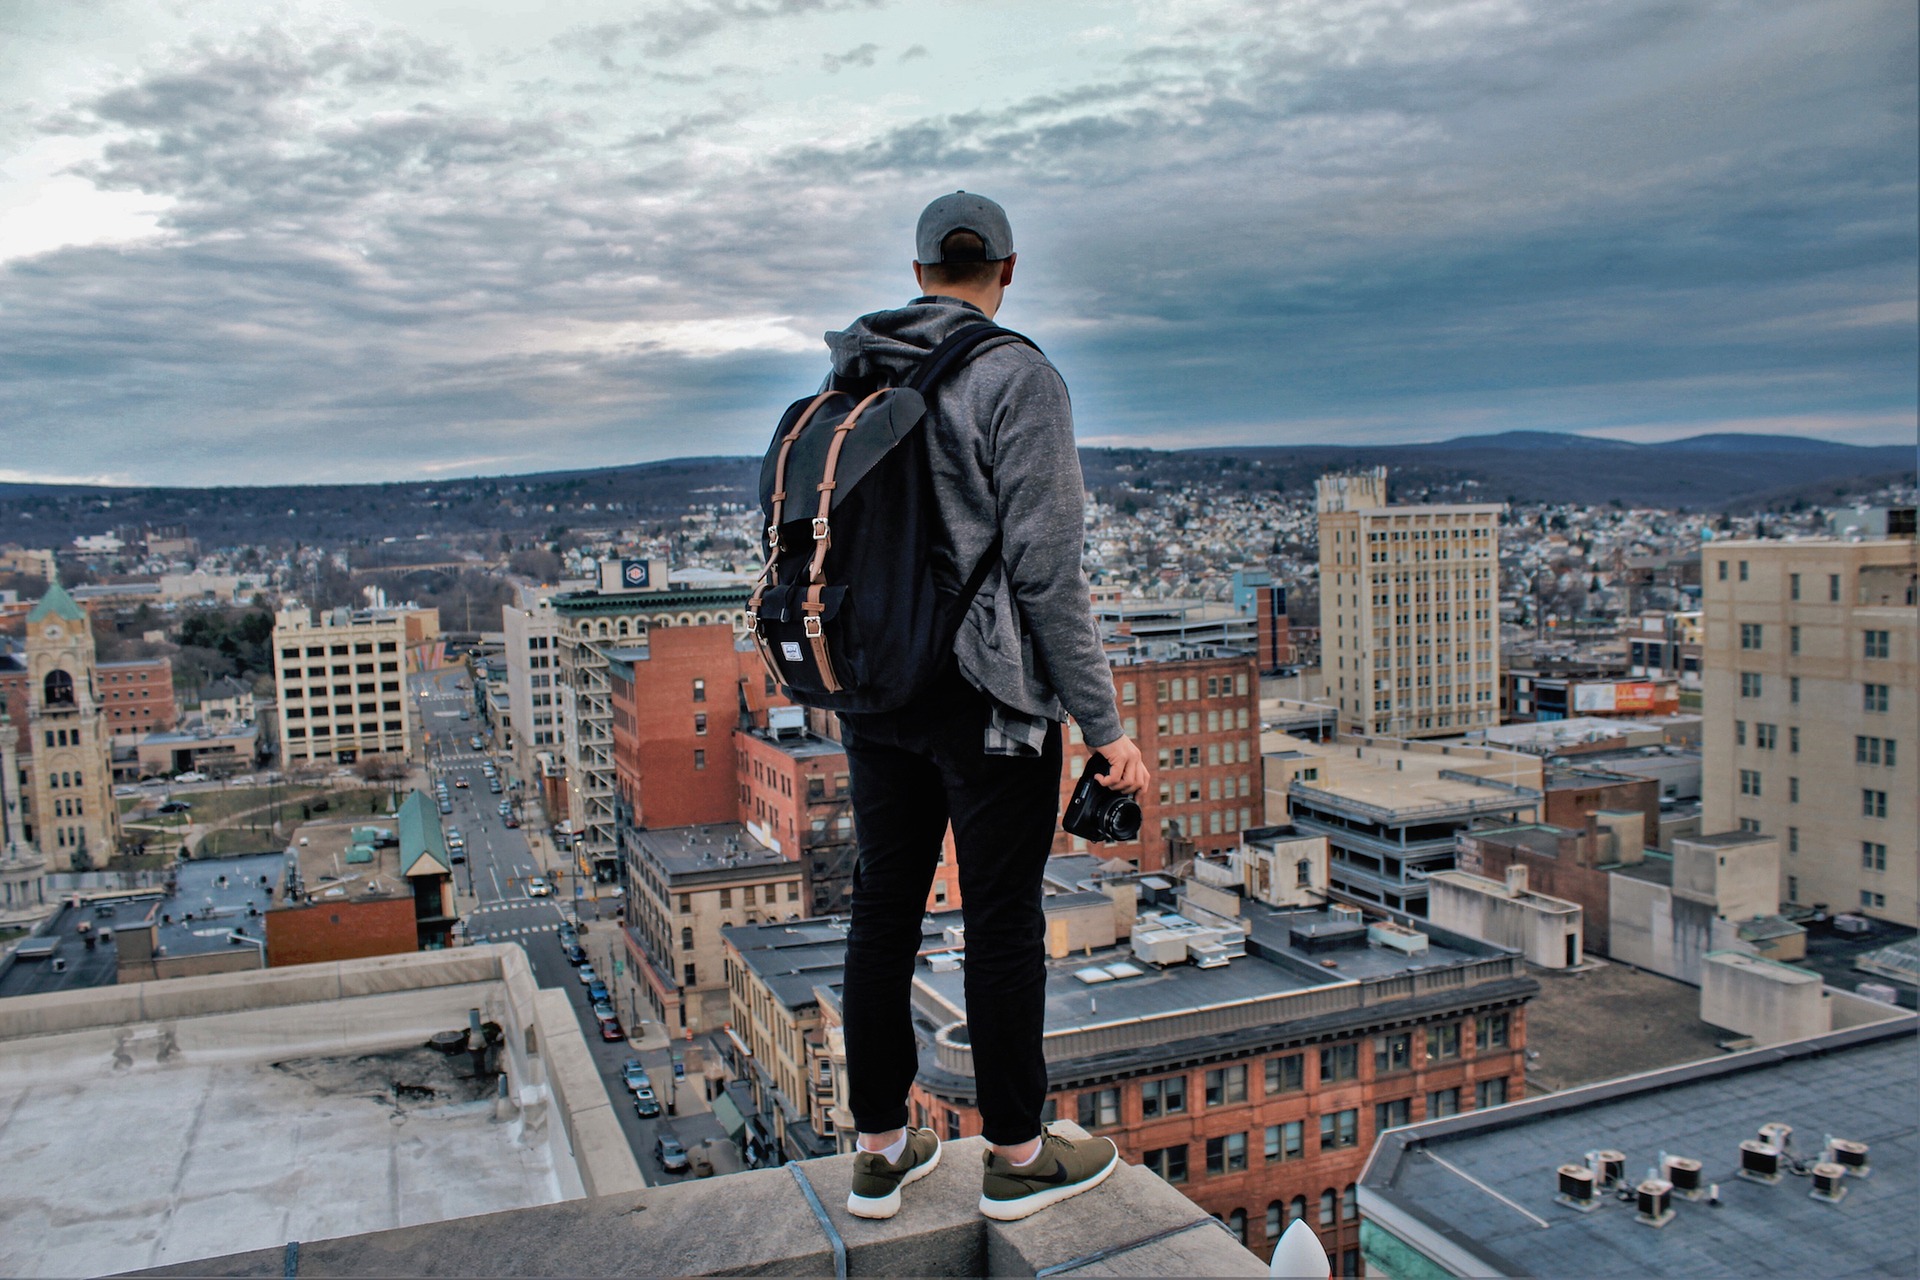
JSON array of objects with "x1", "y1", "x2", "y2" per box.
[{"x1": 823, "y1": 296, "x2": 989, "y2": 385}]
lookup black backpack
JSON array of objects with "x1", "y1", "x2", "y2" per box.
[{"x1": 748, "y1": 323, "x2": 1034, "y2": 713}]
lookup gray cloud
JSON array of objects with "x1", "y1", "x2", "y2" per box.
[
  {"x1": 899, "y1": 44, "x2": 928, "y2": 63},
  {"x1": 554, "y1": 0, "x2": 889, "y2": 63},
  {"x1": 821, "y1": 43, "x2": 879, "y2": 73},
  {"x1": 0, "y1": 0, "x2": 1913, "y2": 485}
]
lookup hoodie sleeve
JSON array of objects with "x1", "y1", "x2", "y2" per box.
[{"x1": 987, "y1": 352, "x2": 1124, "y2": 747}]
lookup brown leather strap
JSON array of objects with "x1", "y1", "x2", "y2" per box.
[
  {"x1": 768, "y1": 391, "x2": 836, "y2": 553},
  {"x1": 806, "y1": 390, "x2": 884, "y2": 586}
]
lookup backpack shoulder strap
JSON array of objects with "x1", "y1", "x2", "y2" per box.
[{"x1": 906, "y1": 323, "x2": 1037, "y2": 396}]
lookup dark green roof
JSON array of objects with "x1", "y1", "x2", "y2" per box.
[
  {"x1": 551, "y1": 586, "x2": 751, "y2": 616},
  {"x1": 397, "y1": 791, "x2": 451, "y2": 878}
]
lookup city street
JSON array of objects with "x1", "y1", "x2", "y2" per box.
[{"x1": 409, "y1": 665, "x2": 724, "y2": 1186}]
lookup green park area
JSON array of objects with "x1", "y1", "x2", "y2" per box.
[{"x1": 117, "y1": 782, "x2": 406, "y2": 864}]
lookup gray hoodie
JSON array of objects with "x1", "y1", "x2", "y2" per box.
[{"x1": 823, "y1": 296, "x2": 1123, "y2": 748}]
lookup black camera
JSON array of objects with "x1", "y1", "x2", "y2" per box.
[{"x1": 1061, "y1": 752, "x2": 1142, "y2": 844}]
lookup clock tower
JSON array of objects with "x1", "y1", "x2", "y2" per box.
[{"x1": 25, "y1": 582, "x2": 121, "y2": 871}]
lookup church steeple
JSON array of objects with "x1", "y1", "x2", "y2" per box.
[{"x1": 25, "y1": 579, "x2": 85, "y2": 625}]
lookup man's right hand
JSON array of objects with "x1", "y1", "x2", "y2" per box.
[{"x1": 1089, "y1": 734, "x2": 1149, "y2": 796}]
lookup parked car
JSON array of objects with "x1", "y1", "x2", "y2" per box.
[
  {"x1": 587, "y1": 980, "x2": 609, "y2": 1004},
  {"x1": 633, "y1": 1089, "x2": 661, "y2": 1119},
  {"x1": 564, "y1": 944, "x2": 586, "y2": 965},
  {"x1": 577, "y1": 965, "x2": 597, "y2": 987},
  {"x1": 498, "y1": 801, "x2": 513, "y2": 816},
  {"x1": 655, "y1": 1134, "x2": 690, "y2": 1173},
  {"x1": 157, "y1": 800, "x2": 192, "y2": 814},
  {"x1": 489, "y1": 781, "x2": 503, "y2": 794},
  {"x1": 174, "y1": 771, "x2": 207, "y2": 783},
  {"x1": 598, "y1": 1017, "x2": 623, "y2": 1042},
  {"x1": 622, "y1": 1060, "x2": 651, "y2": 1093},
  {"x1": 504, "y1": 815, "x2": 520, "y2": 829},
  {"x1": 438, "y1": 800, "x2": 453, "y2": 814},
  {"x1": 459, "y1": 709, "x2": 471, "y2": 721},
  {"x1": 592, "y1": 999, "x2": 616, "y2": 1021}
]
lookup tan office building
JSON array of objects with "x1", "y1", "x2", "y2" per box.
[
  {"x1": 1317, "y1": 468, "x2": 1502, "y2": 738},
  {"x1": 273, "y1": 604, "x2": 413, "y2": 764},
  {"x1": 1702, "y1": 536, "x2": 1917, "y2": 925}
]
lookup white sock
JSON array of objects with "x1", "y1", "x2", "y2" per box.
[{"x1": 861, "y1": 1130, "x2": 909, "y2": 1163}]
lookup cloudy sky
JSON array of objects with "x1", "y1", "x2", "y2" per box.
[{"x1": 0, "y1": 0, "x2": 1913, "y2": 486}]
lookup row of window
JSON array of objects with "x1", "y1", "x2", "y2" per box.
[
  {"x1": 1155, "y1": 708, "x2": 1253, "y2": 736},
  {"x1": 1738, "y1": 675, "x2": 1892, "y2": 713},
  {"x1": 1735, "y1": 771, "x2": 1890, "y2": 817},
  {"x1": 1740, "y1": 622, "x2": 1892, "y2": 658},
  {"x1": 285, "y1": 722, "x2": 404, "y2": 738},
  {"x1": 1153, "y1": 674, "x2": 1251, "y2": 701},
  {"x1": 1137, "y1": 1082, "x2": 1514, "y2": 1185},
  {"x1": 279, "y1": 641, "x2": 400, "y2": 658}
]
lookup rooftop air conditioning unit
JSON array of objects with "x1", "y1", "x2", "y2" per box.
[
  {"x1": 1738, "y1": 1140, "x2": 1782, "y2": 1185},
  {"x1": 1809, "y1": 1163, "x2": 1848, "y2": 1204},
  {"x1": 1826, "y1": 1138, "x2": 1870, "y2": 1177},
  {"x1": 1587, "y1": 1149, "x2": 1626, "y2": 1188},
  {"x1": 1833, "y1": 914, "x2": 1871, "y2": 935},
  {"x1": 1330, "y1": 904, "x2": 1364, "y2": 924},
  {"x1": 1662, "y1": 1154, "x2": 1705, "y2": 1200},
  {"x1": 927, "y1": 953, "x2": 961, "y2": 973},
  {"x1": 1635, "y1": 1178, "x2": 1675, "y2": 1228},
  {"x1": 942, "y1": 925, "x2": 966, "y2": 949},
  {"x1": 1555, "y1": 1164, "x2": 1600, "y2": 1211}
]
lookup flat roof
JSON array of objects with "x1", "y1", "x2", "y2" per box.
[
  {"x1": 723, "y1": 917, "x2": 870, "y2": 1011},
  {"x1": 740, "y1": 728, "x2": 846, "y2": 760},
  {"x1": 1361, "y1": 1021, "x2": 1919, "y2": 1279},
  {"x1": 630, "y1": 823, "x2": 794, "y2": 881}
]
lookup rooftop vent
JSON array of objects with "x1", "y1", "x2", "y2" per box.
[
  {"x1": 1738, "y1": 1140, "x2": 1782, "y2": 1185},
  {"x1": 942, "y1": 925, "x2": 966, "y2": 949},
  {"x1": 1809, "y1": 1163, "x2": 1849, "y2": 1205},
  {"x1": 1635, "y1": 1178, "x2": 1675, "y2": 1228},
  {"x1": 1074, "y1": 966, "x2": 1115, "y2": 985},
  {"x1": 1826, "y1": 1137, "x2": 1870, "y2": 1176},
  {"x1": 1369, "y1": 921, "x2": 1430, "y2": 955},
  {"x1": 927, "y1": 952, "x2": 961, "y2": 973},
  {"x1": 1555, "y1": 1164, "x2": 1599, "y2": 1211},
  {"x1": 1330, "y1": 904, "x2": 1364, "y2": 924}
]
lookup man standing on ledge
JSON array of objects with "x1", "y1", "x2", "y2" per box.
[{"x1": 827, "y1": 192, "x2": 1150, "y2": 1222}]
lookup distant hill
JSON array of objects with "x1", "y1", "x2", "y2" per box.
[{"x1": 0, "y1": 432, "x2": 1908, "y2": 552}]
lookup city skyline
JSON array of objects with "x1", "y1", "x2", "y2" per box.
[{"x1": 2, "y1": 0, "x2": 1915, "y2": 487}]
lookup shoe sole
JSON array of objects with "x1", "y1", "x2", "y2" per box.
[
  {"x1": 976, "y1": 1145, "x2": 1120, "y2": 1222},
  {"x1": 846, "y1": 1139, "x2": 942, "y2": 1220}
]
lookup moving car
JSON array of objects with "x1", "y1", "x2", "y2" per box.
[
  {"x1": 633, "y1": 1089, "x2": 661, "y2": 1119},
  {"x1": 459, "y1": 709, "x2": 471, "y2": 721},
  {"x1": 621, "y1": 1060, "x2": 651, "y2": 1093},
  {"x1": 598, "y1": 1017, "x2": 623, "y2": 1042},
  {"x1": 527, "y1": 877, "x2": 552, "y2": 897},
  {"x1": 469, "y1": 735, "x2": 484, "y2": 751},
  {"x1": 654, "y1": 1134, "x2": 690, "y2": 1173},
  {"x1": 577, "y1": 965, "x2": 597, "y2": 987},
  {"x1": 454, "y1": 778, "x2": 469, "y2": 789}
]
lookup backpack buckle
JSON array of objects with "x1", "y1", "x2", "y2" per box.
[
  {"x1": 811, "y1": 516, "x2": 830, "y2": 542},
  {"x1": 803, "y1": 615, "x2": 823, "y2": 638},
  {"x1": 766, "y1": 526, "x2": 780, "y2": 551}
]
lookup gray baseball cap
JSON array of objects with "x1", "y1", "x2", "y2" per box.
[{"x1": 915, "y1": 191, "x2": 1014, "y2": 264}]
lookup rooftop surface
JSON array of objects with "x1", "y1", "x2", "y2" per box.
[
  {"x1": 629, "y1": 822, "x2": 791, "y2": 880},
  {"x1": 739, "y1": 726, "x2": 845, "y2": 760},
  {"x1": 721, "y1": 915, "x2": 867, "y2": 1012},
  {"x1": 1275, "y1": 733, "x2": 1542, "y2": 818},
  {"x1": 1361, "y1": 1021, "x2": 1919, "y2": 1279},
  {"x1": 0, "y1": 949, "x2": 611, "y2": 1279},
  {"x1": 1521, "y1": 956, "x2": 1731, "y2": 1093}
]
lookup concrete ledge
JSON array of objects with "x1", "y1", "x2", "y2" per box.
[
  {"x1": 534, "y1": 986, "x2": 645, "y2": 1197},
  {"x1": 128, "y1": 1127, "x2": 1267, "y2": 1278}
]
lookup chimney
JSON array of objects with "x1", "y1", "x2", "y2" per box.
[{"x1": 1505, "y1": 865, "x2": 1529, "y2": 897}]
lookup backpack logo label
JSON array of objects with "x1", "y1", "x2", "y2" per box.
[{"x1": 781, "y1": 642, "x2": 804, "y2": 662}]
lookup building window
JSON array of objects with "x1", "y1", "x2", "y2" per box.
[
  {"x1": 1828, "y1": 573, "x2": 1841, "y2": 602},
  {"x1": 1862, "y1": 789, "x2": 1887, "y2": 819},
  {"x1": 1740, "y1": 672, "x2": 1763, "y2": 698},
  {"x1": 1142, "y1": 1145, "x2": 1187, "y2": 1184},
  {"x1": 1739, "y1": 560, "x2": 1749, "y2": 581},
  {"x1": 1427, "y1": 1022, "x2": 1461, "y2": 1061},
  {"x1": 1862, "y1": 842, "x2": 1887, "y2": 871},
  {"x1": 1789, "y1": 777, "x2": 1799, "y2": 803},
  {"x1": 1863, "y1": 683, "x2": 1889, "y2": 713},
  {"x1": 1789, "y1": 572, "x2": 1801, "y2": 600},
  {"x1": 692, "y1": 678, "x2": 706, "y2": 702},
  {"x1": 1856, "y1": 736, "x2": 1897, "y2": 766},
  {"x1": 1861, "y1": 891, "x2": 1886, "y2": 910},
  {"x1": 1077, "y1": 1088, "x2": 1120, "y2": 1129},
  {"x1": 693, "y1": 749, "x2": 706, "y2": 770},
  {"x1": 1204, "y1": 1064, "x2": 1247, "y2": 1106},
  {"x1": 1789, "y1": 726, "x2": 1800, "y2": 753},
  {"x1": 1205, "y1": 1131, "x2": 1248, "y2": 1174},
  {"x1": 1755, "y1": 723, "x2": 1776, "y2": 749},
  {"x1": 678, "y1": 894, "x2": 691, "y2": 915},
  {"x1": 1320, "y1": 1109, "x2": 1358, "y2": 1150},
  {"x1": 1320, "y1": 1043, "x2": 1358, "y2": 1082},
  {"x1": 1266, "y1": 1201, "x2": 1286, "y2": 1239},
  {"x1": 1475, "y1": 1012, "x2": 1510, "y2": 1050},
  {"x1": 1716, "y1": 559, "x2": 1727, "y2": 581},
  {"x1": 1789, "y1": 625, "x2": 1801, "y2": 655},
  {"x1": 1863, "y1": 629, "x2": 1890, "y2": 659},
  {"x1": 947, "y1": 1110, "x2": 961, "y2": 1141},
  {"x1": 1427, "y1": 1087, "x2": 1461, "y2": 1117},
  {"x1": 1374, "y1": 1032, "x2": 1412, "y2": 1074},
  {"x1": 1140, "y1": 1074, "x2": 1187, "y2": 1117},
  {"x1": 1739, "y1": 769, "x2": 1762, "y2": 797},
  {"x1": 1376, "y1": 1098, "x2": 1411, "y2": 1132},
  {"x1": 1265, "y1": 1121, "x2": 1304, "y2": 1163},
  {"x1": 683, "y1": 963, "x2": 696, "y2": 986},
  {"x1": 694, "y1": 713, "x2": 707, "y2": 735},
  {"x1": 1319, "y1": 1190, "x2": 1338, "y2": 1227},
  {"x1": 1266, "y1": 1053, "x2": 1304, "y2": 1095},
  {"x1": 1739, "y1": 623, "x2": 1762, "y2": 650},
  {"x1": 1790, "y1": 676, "x2": 1801, "y2": 704},
  {"x1": 719, "y1": 888, "x2": 731, "y2": 908},
  {"x1": 1476, "y1": 1078, "x2": 1508, "y2": 1108}
]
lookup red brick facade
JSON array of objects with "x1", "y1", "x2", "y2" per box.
[
  {"x1": 1055, "y1": 653, "x2": 1261, "y2": 872},
  {"x1": 99, "y1": 657, "x2": 175, "y2": 736},
  {"x1": 912, "y1": 1003, "x2": 1528, "y2": 1268},
  {"x1": 266, "y1": 895, "x2": 418, "y2": 968}
]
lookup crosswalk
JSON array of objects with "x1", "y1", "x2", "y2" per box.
[{"x1": 472, "y1": 925, "x2": 545, "y2": 940}]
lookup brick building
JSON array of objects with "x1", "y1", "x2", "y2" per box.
[
  {"x1": 97, "y1": 657, "x2": 175, "y2": 739},
  {"x1": 1055, "y1": 651, "x2": 1261, "y2": 872},
  {"x1": 1454, "y1": 811, "x2": 1649, "y2": 954},
  {"x1": 1541, "y1": 763, "x2": 1659, "y2": 849},
  {"x1": 900, "y1": 871, "x2": 1534, "y2": 1272},
  {"x1": 265, "y1": 793, "x2": 455, "y2": 964}
]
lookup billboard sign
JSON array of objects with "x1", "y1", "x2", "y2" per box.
[
  {"x1": 1573, "y1": 681, "x2": 1663, "y2": 714},
  {"x1": 1572, "y1": 683, "x2": 1616, "y2": 713},
  {"x1": 620, "y1": 559, "x2": 650, "y2": 589},
  {"x1": 1614, "y1": 682, "x2": 1661, "y2": 713}
]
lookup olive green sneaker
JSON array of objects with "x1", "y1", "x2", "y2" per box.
[
  {"x1": 846, "y1": 1128, "x2": 942, "y2": 1219},
  {"x1": 978, "y1": 1128, "x2": 1120, "y2": 1221}
]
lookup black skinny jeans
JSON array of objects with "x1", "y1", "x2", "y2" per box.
[{"x1": 837, "y1": 666, "x2": 1063, "y2": 1146}]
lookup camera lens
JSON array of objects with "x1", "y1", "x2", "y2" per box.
[{"x1": 1100, "y1": 796, "x2": 1142, "y2": 843}]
